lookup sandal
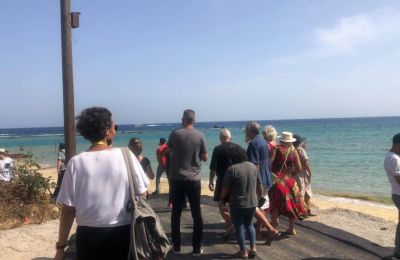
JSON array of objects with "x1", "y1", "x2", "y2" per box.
[
  {"x1": 232, "y1": 251, "x2": 248, "y2": 259},
  {"x1": 286, "y1": 229, "x2": 297, "y2": 236},
  {"x1": 266, "y1": 231, "x2": 282, "y2": 246},
  {"x1": 248, "y1": 249, "x2": 257, "y2": 259}
]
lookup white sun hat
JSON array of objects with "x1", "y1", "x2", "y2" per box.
[
  {"x1": 0, "y1": 148, "x2": 6, "y2": 154},
  {"x1": 279, "y1": 132, "x2": 297, "y2": 143}
]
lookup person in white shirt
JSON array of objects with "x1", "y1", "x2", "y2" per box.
[
  {"x1": 55, "y1": 107, "x2": 149, "y2": 260},
  {"x1": 385, "y1": 133, "x2": 400, "y2": 260},
  {"x1": 0, "y1": 148, "x2": 14, "y2": 182}
]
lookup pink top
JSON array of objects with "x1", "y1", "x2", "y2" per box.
[{"x1": 268, "y1": 141, "x2": 277, "y2": 153}]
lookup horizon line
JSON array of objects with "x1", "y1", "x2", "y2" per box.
[{"x1": 1, "y1": 115, "x2": 399, "y2": 130}]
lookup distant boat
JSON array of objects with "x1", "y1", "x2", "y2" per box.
[{"x1": 213, "y1": 125, "x2": 221, "y2": 129}]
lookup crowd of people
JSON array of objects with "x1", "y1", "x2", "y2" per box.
[
  {"x1": 2, "y1": 107, "x2": 399, "y2": 259},
  {"x1": 51, "y1": 107, "x2": 317, "y2": 260}
]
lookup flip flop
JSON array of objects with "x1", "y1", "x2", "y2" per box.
[
  {"x1": 286, "y1": 229, "x2": 297, "y2": 236},
  {"x1": 265, "y1": 231, "x2": 282, "y2": 246},
  {"x1": 232, "y1": 251, "x2": 248, "y2": 259},
  {"x1": 248, "y1": 249, "x2": 257, "y2": 259}
]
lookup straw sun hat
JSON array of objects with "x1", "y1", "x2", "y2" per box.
[{"x1": 279, "y1": 132, "x2": 297, "y2": 143}]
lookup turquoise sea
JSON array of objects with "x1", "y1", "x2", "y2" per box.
[{"x1": 1, "y1": 117, "x2": 399, "y2": 202}]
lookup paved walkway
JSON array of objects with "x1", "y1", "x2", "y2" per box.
[
  {"x1": 64, "y1": 194, "x2": 394, "y2": 259},
  {"x1": 150, "y1": 194, "x2": 392, "y2": 260}
]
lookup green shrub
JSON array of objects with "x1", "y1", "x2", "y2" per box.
[{"x1": 13, "y1": 159, "x2": 55, "y2": 203}]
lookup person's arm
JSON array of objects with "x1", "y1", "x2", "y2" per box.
[
  {"x1": 56, "y1": 159, "x2": 62, "y2": 172},
  {"x1": 269, "y1": 148, "x2": 276, "y2": 169},
  {"x1": 304, "y1": 160, "x2": 312, "y2": 177},
  {"x1": 208, "y1": 148, "x2": 218, "y2": 191},
  {"x1": 209, "y1": 170, "x2": 216, "y2": 191},
  {"x1": 145, "y1": 164, "x2": 155, "y2": 180},
  {"x1": 200, "y1": 134, "x2": 208, "y2": 162},
  {"x1": 293, "y1": 149, "x2": 302, "y2": 175},
  {"x1": 256, "y1": 171, "x2": 263, "y2": 197},
  {"x1": 256, "y1": 182, "x2": 263, "y2": 198},
  {"x1": 156, "y1": 149, "x2": 162, "y2": 165},
  {"x1": 54, "y1": 205, "x2": 75, "y2": 260},
  {"x1": 391, "y1": 159, "x2": 400, "y2": 185}
]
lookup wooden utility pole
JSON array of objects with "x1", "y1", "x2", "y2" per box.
[{"x1": 60, "y1": 0, "x2": 76, "y2": 163}]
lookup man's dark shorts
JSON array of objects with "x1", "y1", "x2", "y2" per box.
[{"x1": 213, "y1": 180, "x2": 229, "y2": 203}]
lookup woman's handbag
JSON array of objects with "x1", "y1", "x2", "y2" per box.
[{"x1": 121, "y1": 148, "x2": 171, "y2": 260}]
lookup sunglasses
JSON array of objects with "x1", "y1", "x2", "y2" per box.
[{"x1": 114, "y1": 124, "x2": 119, "y2": 132}]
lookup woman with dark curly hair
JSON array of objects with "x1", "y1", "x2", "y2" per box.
[
  {"x1": 219, "y1": 145, "x2": 262, "y2": 259},
  {"x1": 54, "y1": 107, "x2": 149, "y2": 260}
]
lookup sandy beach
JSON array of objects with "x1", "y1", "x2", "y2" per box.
[{"x1": 0, "y1": 167, "x2": 397, "y2": 259}]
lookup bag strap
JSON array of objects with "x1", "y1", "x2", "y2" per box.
[
  {"x1": 120, "y1": 147, "x2": 138, "y2": 260},
  {"x1": 278, "y1": 145, "x2": 294, "y2": 174},
  {"x1": 121, "y1": 147, "x2": 137, "y2": 209}
]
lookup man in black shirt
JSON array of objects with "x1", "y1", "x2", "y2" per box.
[{"x1": 209, "y1": 128, "x2": 238, "y2": 237}]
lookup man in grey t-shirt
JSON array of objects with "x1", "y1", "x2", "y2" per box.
[{"x1": 168, "y1": 109, "x2": 208, "y2": 256}]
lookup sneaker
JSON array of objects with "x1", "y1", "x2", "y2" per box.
[
  {"x1": 192, "y1": 248, "x2": 203, "y2": 256},
  {"x1": 172, "y1": 247, "x2": 181, "y2": 254}
]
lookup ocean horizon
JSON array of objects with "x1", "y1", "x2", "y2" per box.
[{"x1": 1, "y1": 116, "x2": 399, "y2": 204}]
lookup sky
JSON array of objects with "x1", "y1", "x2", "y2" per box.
[{"x1": 1, "y1": 0, "x2": 399, "y2": 128}]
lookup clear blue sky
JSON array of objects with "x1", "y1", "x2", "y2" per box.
[{"x1": 1, "y1": 0, "x2": 399, "y2": 128}]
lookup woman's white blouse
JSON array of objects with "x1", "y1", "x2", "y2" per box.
[{"x1": 57, "y1": 148, "x2": 149, "y2": 227}]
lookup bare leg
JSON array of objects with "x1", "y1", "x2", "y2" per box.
[
  {"x1": 254, "y1": 208, "x2": 278, "y2": 239},
  {"x1": 218, "y1": 204, "x2": 232, "y2": 228},
  {"x1": 287, "y1": 218, "x2": 296, "y2": 235},
  {"x1": 270, "y1": 208, "x2": 279, "y2": 228}
]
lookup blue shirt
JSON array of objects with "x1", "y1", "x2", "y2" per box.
[{"x1": 247, "y1": 134, "x2": 272, "y2": 188}]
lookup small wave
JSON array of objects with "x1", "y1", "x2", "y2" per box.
[
  {"x1": 30, "y1": 133, "x2": 64, "y2": 137},
  {"x1": 0, "y1": 135, "x2": 20, "y2": 139},
  {"x1": 146, "y1": 124, "x2": 158, "y2": 127}
]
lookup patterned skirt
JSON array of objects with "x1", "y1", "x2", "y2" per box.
[{"x1": 270, "y1": 173, "x2": 307, "y2": 220}]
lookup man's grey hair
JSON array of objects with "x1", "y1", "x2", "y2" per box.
[
  {"x1": 246, "y1": 121, "x2": 261, "y2": 135},
  {"x1": 219, "y1": 128, "x2": 231, "y2": 140}
]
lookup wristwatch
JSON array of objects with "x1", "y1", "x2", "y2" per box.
[{"x1": 55, "y1": 242, "x2": 67, "y2": 250}]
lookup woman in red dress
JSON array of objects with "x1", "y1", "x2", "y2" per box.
[{"x1": 270, "y1": 132, "x2": 307, "y2": 235}]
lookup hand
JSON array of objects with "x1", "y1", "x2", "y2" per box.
[
  {"x1": 208, "y1": 183, "x2": 215, "y2": 191},
  {"x1": 54, "y1": 249, "x2": 65, "y2": 260}
]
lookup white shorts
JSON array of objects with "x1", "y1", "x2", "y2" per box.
[{"x1": 258, "y1": 188, "x2": 270, "y2": 210}]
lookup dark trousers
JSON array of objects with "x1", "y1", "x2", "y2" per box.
[
  {"x1": 393, "y1": 194, "x2": 400, "y2": 255},
  {"x1": 170, "y1": 179, "x2": 203, "y2": 251},
  {"x1": 53, "y1": 169, "x2": 65, "y2": 198},
  {"x1": 76, "y1": 225, "x2": 130, "y2": 260}
]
